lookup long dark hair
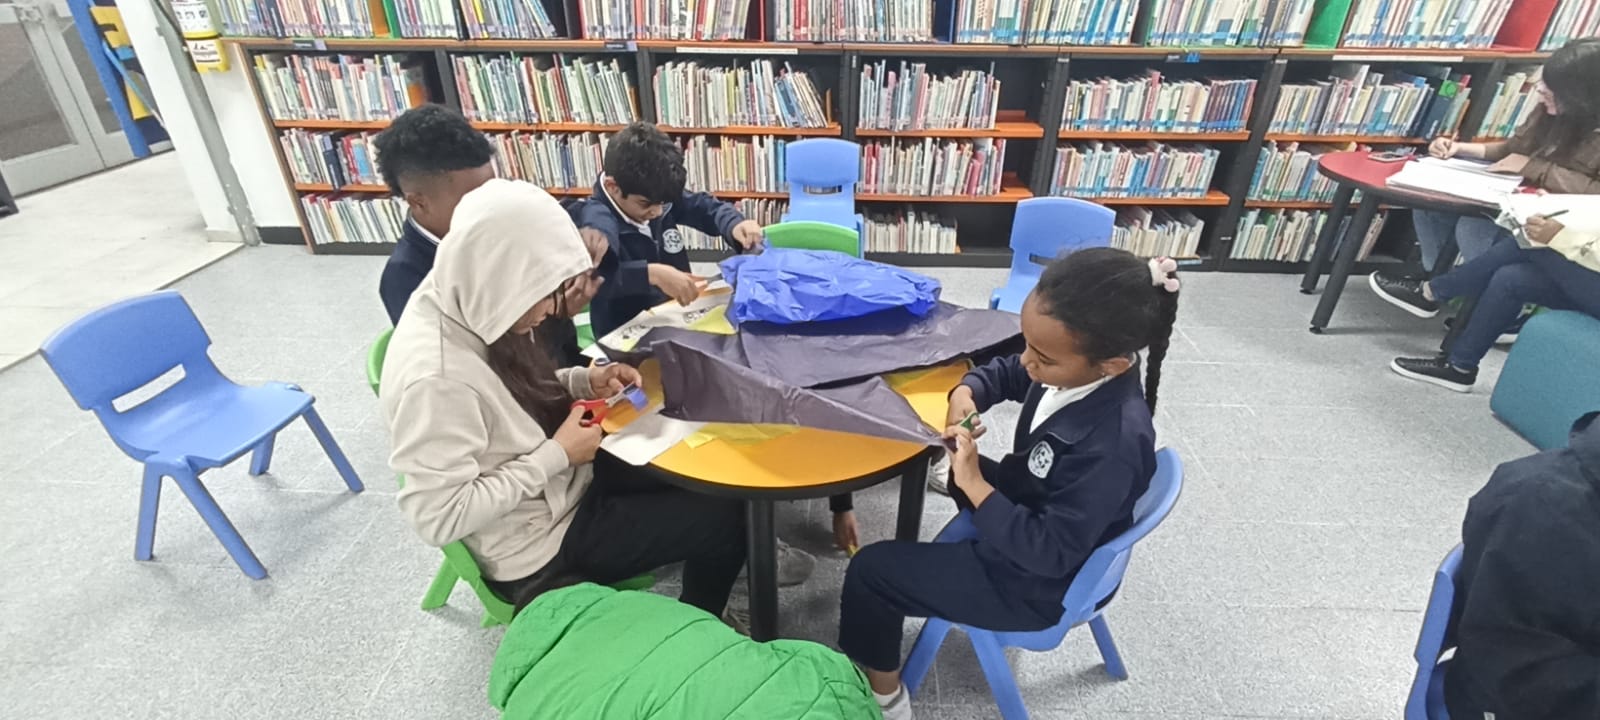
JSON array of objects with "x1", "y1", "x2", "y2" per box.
[
  {"x1": 1527, "y1": 38, "x2": 1600, "y2": 158},
  {"x1": 486, "y1": 282, "x2": 575, "y2": 436},
  {"x1": 1032, "y1": 247, "x2": 1180, "y2": 413}
]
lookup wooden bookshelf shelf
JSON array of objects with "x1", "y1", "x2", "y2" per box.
[
  {"x1": 856, "y1": 120, "x2": 1045, "y2": 139},
  {"x1": 860, "y1": 175, "x2": 1032, "y2": 203},
  {"x1": 1058, "y1": 129, "x2": 1251, "y2": 141},
  {"x1": 655, "y1": 123, "x2": 842, "y2": 137},
  {"x1": 1280, "y1": 47, "x2": 1551, "y2": 61},
  {"x1": 1067, "y1": 47, "x2": 1277, "y2": 60},
  {"x1": 849, "y1": 42, "x2": 1060, "y2": 57},
  {"x1": 294, "y1": 182, "x2": 389, "y2": 193},
  {"x1": 1076, "y1": 190, "x2": 1231, "y2": 206},
  {"x1": 273, "y1": 118, "x2": 392, "y2": 130},
  {"x1": 470, "y1": 121, "x2": 628, "y2": 132},
  {"x1": 1263, "y1": 133, "x2": 1428, "y2": 145}
]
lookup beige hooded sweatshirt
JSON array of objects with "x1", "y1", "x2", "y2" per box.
[{"x1": 380, "y1": 179, "x2": 597, "y2": 582}]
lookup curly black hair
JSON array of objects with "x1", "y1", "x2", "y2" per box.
[
  {"x1": 603, "y1": 122, "x2": 687, "y2": 204},
  {"x1": 1033, "y1": 247, "x2": 1180, "y2": 413},
  {"x1": 372, "y1": 104, "x2": 493, "y2": 196}
]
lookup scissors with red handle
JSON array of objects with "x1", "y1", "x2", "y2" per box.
[{"x1": 572, "y1": 384, "x2": 649, "y2": 428}]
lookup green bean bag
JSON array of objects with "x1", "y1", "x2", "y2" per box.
[{"x1": 490, "y1": 583, "x2": 881, "y2": 720}]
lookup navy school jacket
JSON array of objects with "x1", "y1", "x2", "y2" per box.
[
  {"x1": 571, "y1": 177, "x2": 745, "y2": 339},
  {"x1": 951, "y1": 355, "x2": 1156, "y2": 616},
  {"x1": 1446, "y1": 412, "x2": 1600, "y2": 720}
]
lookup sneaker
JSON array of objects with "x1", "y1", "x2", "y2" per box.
[
  {"x1": 1390, "y1": 356, "x2": 1477, "y2": 392},
  {"x1": 874, "y1": 685, "x2": 914, "y2": 720},
  {"x1": 927, "y1": 453, "x2": 951, "y2": 495},
  {"x1": 721, "y1": 605, "x2": 750, "y2": 636},
  {"x1": 1369, "y1": 271, "x2": 1440, "y2": 318},
  {"x1": 739, "y1": 538, "x2": 816, "y2": 587},
  {"x1": 1443, "y1": 313, "x2": 1525, "y2": 346}
]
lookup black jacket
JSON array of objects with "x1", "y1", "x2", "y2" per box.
[
  {"x1": 951, "y1": 356, "x2": 1155, "y2": 618},
  {"x1": 377, "y1": 217, "x2": 584, "y2": 368},
  {"x1": 1447, "y1": 412, "x2": 1600, "y2": 720},
  {"x1": 571, "y1": 177, "x2": 744, "y2": 339}
]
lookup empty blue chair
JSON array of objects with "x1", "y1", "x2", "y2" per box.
[
  {"x1": 1406, "y1": 544, "x2": 1464, "y2": 720},
  {"x1": 39, "y1": 290, "x2": 364, "y2": 579},
  {"x1": 782, "y1": 138, "x2": 865, "y2": 243},
  {"x1": 991, "y1": 197, "x2": 1115, "y2": 313},
  {"x1": 902, "y1": 447, "x2": 1184, "y2": 720}
]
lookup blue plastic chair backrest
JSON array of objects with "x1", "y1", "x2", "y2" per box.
[
  {"x1": 1055, "y1": 448, "x2": 1183, "y2": 624},
  {"x1": 39, "y1": 291, "x2": 228, "y2": 454},
  {"x1": 785, "y1": 138, "x2": 860, "y2": 188},
  {"x1": 1006, "y1": 197, "x2": 1115, "y2": 284},
  {"x1": 1406, "y1": 544, "x2": 1464, "y2": 719}
]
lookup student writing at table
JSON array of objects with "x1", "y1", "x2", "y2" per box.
[
  {"x1": 1373, "y1": 39, "x2": 1600, "y2": 340},
  {"x1": 381, "y1": 179, "x2": 748, "y2": 624},
  {"x1": 837, "y1": 248, "x2": 1179, "y2": 720}
]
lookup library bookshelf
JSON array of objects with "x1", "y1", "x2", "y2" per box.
[{"x1": 227, "y1": 0, "x2": 1562, "y2": 272}]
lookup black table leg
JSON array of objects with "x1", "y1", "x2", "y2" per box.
[
  {"x1": 895, "y1": 452, "x2": 931, "y2": 542},
  {"x1": 1300, "y1": 183, "x2": 1356, "y2": 294},
  {"x1": 1310, "y1": 195, "x2": 1380, "y2": 334},
  {"x1": 746, "y1": 499, "x2": 778, "y2": 641}
]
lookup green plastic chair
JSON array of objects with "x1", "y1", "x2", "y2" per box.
[
  {"x1": 367, "y1": 328, "x2": 651, "y2": 627},
  {"x1": 574, "y1": 306, "x2": 596, "y2": 352},
  {"x1": 762, "y1": 220, "x2": 863, "y2": 257}
]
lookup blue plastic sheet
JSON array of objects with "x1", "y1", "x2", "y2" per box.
[{"x1": 719, "y1": 249, "x2": 942, "y2": 325}]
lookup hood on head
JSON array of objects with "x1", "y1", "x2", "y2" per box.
[{"x1": 433, "y1": 179, "x2": 592, "y2": 343}]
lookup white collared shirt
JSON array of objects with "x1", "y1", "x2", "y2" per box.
[
  {"x1": 598, "y1": 174, "x2": 653, "y2": 238},
  {"x1": 409, "y1": 215, "x2": 442, "y2": 246},
  {"x1": 1029, "y1": 375, "x2": 1114, "y2": 434}
]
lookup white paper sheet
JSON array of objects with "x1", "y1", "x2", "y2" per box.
[
  {"x1": 599, "y1": 408, "x2": 706, "y2": 466},
  {"x1": 1386, "y1": 162, "x2": 1523, "y2": 206},
  {"x1": 595, "y1": 280, "x2": 733, "y2": 352}
]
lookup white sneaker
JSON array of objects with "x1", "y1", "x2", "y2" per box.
[
  {"x1": 927, "y1": 453, "x2": 951, "y2": 495},
  {"x1": 721, "y1": 605, "x2": 750, "y2": 636},
  {"x1": 874, "y1": 685, "x2": 914, "y2": 720},
  {"x1": 737, "y1": 538, "x2": 816, "y2": 587}
]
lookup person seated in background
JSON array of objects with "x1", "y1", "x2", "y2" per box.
[
  {"x1": 381, "y1": 178, "x2": 748, "y2": 623},
  {"x1": 1372, "y1": 38, "x2": 1600, "y2": 342},
  {"x1": 1374, "y1": 214, "x2": 1600, "y2": 391},
  {"x1": 1446, "y1": 411, "x2": 1600, "y2": 719},
  {"x1": 837, "y1": 249, "x2": 1177, "y2": 720},
  {"x1": 571, "y1": 122, "x2": 765, "y2": 340},
  {"x1": 373, "y1": 104, "x2": 600, "y2": 367}
]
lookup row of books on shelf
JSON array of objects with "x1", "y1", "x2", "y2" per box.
[
  {"x1": 1341, "y1": 0, "x2": 1512, "y2": 49},
  {"x1": 254, "y1": 53, "x2": 426, "y2": 121},
  {"x1": 1110, "y1": 207, "x2": 1205, "y2": 259},
  {"x1": 1062, "y1": 74, "x2": 1256, "y2": 133},
  {"x1": 1231, "y1": 208, "x2": 1386, "y2": 262},
  {"x1": 453, "y1": 55, "x2": 638, "y2": 125},
  {"x1": 652, "y1": 60, "x2": 829, "y2": 129},
  {"x1": 1247, "y1": 141, "x2": 1344, "y2": 202},
  {"x1": 302, "y1": 194, "x2": 408, "y2": 245},
  {"x1": 280, "y1": 129, "x2": 382, "y2": 186},
  {"x1": 1141, "y1": 0, "x2": 1316, "y2": 47},
  {"x1": 1047, "y1": 143, "x2": 1220, "y2": 199},
  {"x1": 216, "y1": 0, "x2": 381, "y2": 38},
  {"x1": 579, "y1": 0, "x2": 753, "y2": 40},
  {"x1": 683, "y1": 135, "x2": 790, "y2": 192},
  {"x1": 773, "y1": 0, "x2": 935, "y2": 41},
  {"x1": 957, "y1": 0, "x2": 1135, "y2": 44},
  {"x1": 1540, "y1": 0, "x2": 1600, "y2": 50},
  {"x1": 680, "y1": 199, "x2": 786, "y2": 250},
  {"x1": 1268, "y1": 65, "x2": 1470, "y2": 139},
  {"x1": 857, "y1": 62, "x2": 1001, "y2": 131},
  {"x1": 859, "y1": 138, "x2": 1009, "y2": 196},
  {"x1": 1474, "y1": 70, "x2": 1541, "y2": 140},
  {"x1": 488, "y1": 131, "x2": 608, "y2": 190},
  {"x1": 864, "y1": 209, "x2": 959, "y2": 254}
]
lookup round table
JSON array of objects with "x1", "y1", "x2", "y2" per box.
[
  {"x1": 1299, "y1": 150, "x2": 1497, "y2": 333},
  {"x1": 601, "y1": 359, "x2": 963, "y2": 641}
]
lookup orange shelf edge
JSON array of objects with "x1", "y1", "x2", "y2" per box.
[{"x1": 1058, "y1": 129, "x2": 1251, "y2": 141}]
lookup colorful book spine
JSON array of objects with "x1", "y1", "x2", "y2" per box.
[
  {"x1": 1049, "y1": 143, "x2": 1220, "y2": 199},
  {"x1": 300, "y1": 194, "x2": 409, "y2": 245},
  {"x1": 1062, "y1": 75, "x2": 1256, "y2": 132},
  {"x1": 1231, "y1": 207, "x2": 1387, "y2": 261},
  {"x1": 857, "y1": 61, "x2": 1001, "y2": 131}
]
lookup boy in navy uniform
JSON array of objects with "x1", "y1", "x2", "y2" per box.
[{"x1": 572, "y1": 122, "x2": 765, "y2": 339}]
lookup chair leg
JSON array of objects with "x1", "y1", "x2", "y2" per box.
[
  {"x1": 420, "y1": 561, "x2": 460, "y2": 611},
  {"x1": 301, "y1": 407, "x2": 364, "y2": 493},
  {"x1": 248, "y1": 436, "x2": 276, "y2": 476},
  {"x1": 1089, "y1": 613, "x2": 1128, "y2": 680},
  {"x1": 135, "y1": 465, "x2": 164, "y2": 561},
  {"x1": 902, "y1": 617, "x2": 953, "y2": 697},
  {"x1": 170, "y1": 469, "x2": 267, "y2": 579},
  {"x1": 969, "y1": 630, "x2": 1029, "y2": 720}
]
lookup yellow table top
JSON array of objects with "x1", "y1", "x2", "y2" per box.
[{"x1": 601, "y1": 358, "x2": 965, "y2": 494}]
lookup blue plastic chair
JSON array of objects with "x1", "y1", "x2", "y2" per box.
[
  {"x1": 1406, "y1": 544, "x2": 1464, "y2": 720},
  {"x1": 902, "y1": 447, "x2": 1184, "y2": 719},
  {"x1": 39, "y1": 291, "x2": 364, "y2": 579},
  {"x1": 990, "y1": 198, "x2": 1115, "y2": 313},
  {"x1": 782, "y1": 138, "x2": 865, "y2": 241}
]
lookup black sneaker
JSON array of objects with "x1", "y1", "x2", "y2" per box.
[
  {"x1": 1370, "y1": 271, "x2": 1440, "y2": 318},
  {"x1": 1390, "y1": 356, "x2": 1477, "y2": 392}
]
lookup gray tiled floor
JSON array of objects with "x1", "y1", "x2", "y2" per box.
[{"x1": 0, "y1": 169, "x2": 1534, "y2": 718}]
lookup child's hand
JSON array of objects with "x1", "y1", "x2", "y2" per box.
[
  {"x1": 562, "y1": 273, "x2": 604, "y2": 313},
  {"x1": 833, "y1": 510, "x2": 859, "y2": 554},
  {"x1": 589, "y1": 362, "x2": 642, "y2": 397},
  {"x1": 945, "y1": 386, "x2": 985, "y2": 438},
  {"x1": 579, "y1": 227, "x2": 609, "y2": 267},
  {"x1": 731, "y1": 220, "x2": 765, "y2": 251},
  {"x1": 553, "y1": 405, "x2": 605, "y2": 465},
  {"x1": 943, "y1": 427, "x2": 993, "y2": 506},
  {"x1": 1525, "y1": 215, "x2": 1565, "y2": 245},
  {"x1": 648, "y1": 264, "x2": 706, "y2": 305}
]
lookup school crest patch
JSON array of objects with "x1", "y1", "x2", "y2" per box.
[
  {"x1": 661, "y1": 228, "x2": 685, "y2": 254},
  {"x1": 1027, "y1": 442, "x2": 1054, "y2": 478}
]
